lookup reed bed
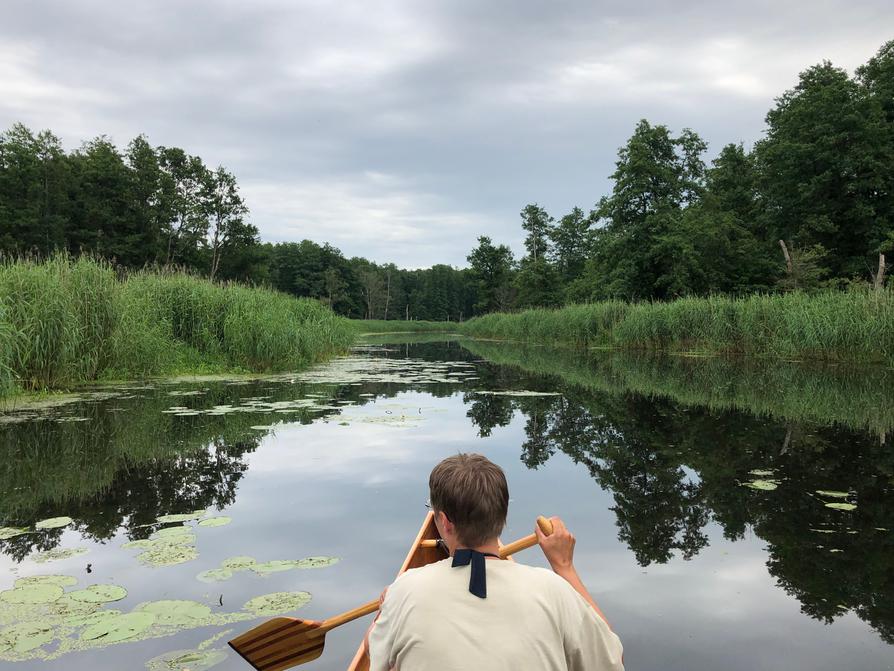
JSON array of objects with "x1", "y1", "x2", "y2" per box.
[
  {"x1": 461, "y1": 291, "x2": 894, "y2": 365},
  {"x1": 0, "y1": 256, "x2": 353, "y2": 395}
]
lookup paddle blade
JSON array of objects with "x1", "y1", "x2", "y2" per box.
[{"x1": 229, "y1": 617, "x2": 327, "y2": 671}]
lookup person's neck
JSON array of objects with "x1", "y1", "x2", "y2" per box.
[{"x1": 453, "y1": 538, "x2": 501, "y2": 558}]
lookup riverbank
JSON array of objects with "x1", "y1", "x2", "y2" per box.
[
  {"x1": 0, "y1": 256, "x2": 353, "y2": 397},
  {"x1": 348, "y1": 318, "x2": 457, "y2": 334},
  {"x1": 459, "y1": 291, "x2": 894, "y2": 365}
]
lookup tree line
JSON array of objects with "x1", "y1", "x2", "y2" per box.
[{"x1": 2, "y1": 39, "x2": 892, "y2": 318}]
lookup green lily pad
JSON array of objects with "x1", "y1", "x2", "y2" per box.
[
  {"x1": 50, "y1": 593, "x2": 100, "y2": 618},
  {"x1": 749, "y1": 469, "x2": 775, "y2": 476},
  {"x1": 0, "y1": 583, "x2": 64, "y2": 604},
  {"x1": 243, "y1": 592, "x2": 312, "y2": 616},
  {"x1": 64, "y1": 608, "x2": 123, "y2": 628},
  {"x1": 197, "y1": 569, "x2": 233, "y2": 583},
  {"x1": 157, "y1": 511, "x2": 206, "y2": 524},
  {"x1": 251, "y1": 560, "x2": 297, "y2": 575},
  {"x1": 81, "y1": 611, "x2": 156, "y2": 643},
  {"x1": 122, "y1": 539, "x2": 154, "y2": 550},
  {"x1": 743, "y1": 479, "x2": 778, "y2": 491},
  {"x1": 136, "y1": 600, "x2": 212, "y2": 626},
  {"x1": 35, "y1": 516, "x2": 73, "y2": 530},
  {"x1": 0, "y1": 527, "x2": 29, "y2": 540},
  {"x1": 197, "y1": 517, "x2": 231, "y2": 528},
  {"x1": 0, "y1": 622, "x2": 55, "y2": 653},
  {"x1": 14, "y1": 574, "x2": 78, "y2": 589},
  {"x1": 137, "y1": 545, "x2": 198, "y2": 567},
  {"x1": 146, "y1": 648, "x2": 228, "y2": 671},
  {"x1": 33, "y1": 547, "x2": 89, "y2": 563},
  {"x1": 825, "y1": 502, "x2": 857, "y2": 511},
  {"x1": 153, "y1": 525, "x2": 193, "y2": 538},
  {"x1": 293, "y1": 556, "x2": 340, "y2": 569},
  {"x1": 816, "y1": 490, "x2": 850, "y2": 498},
  {"x1": 221, "y1": 556, "x2": 256, "y2": 571},
  {"x1": 68, "y1": 584, "x2": 127, "y2": 604}
]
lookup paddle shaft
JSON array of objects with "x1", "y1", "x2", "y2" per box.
[{"x1": 322, "y1": 515, "x2": 554, "y2": 632}]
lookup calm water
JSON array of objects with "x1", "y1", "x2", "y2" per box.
[{"x1": 1, "y1": 338, "x2": 892, "y2": 670}]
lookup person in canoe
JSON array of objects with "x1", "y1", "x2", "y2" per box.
[{"x1": 366, "y1": 452, "x2": 624, "y2": 670}]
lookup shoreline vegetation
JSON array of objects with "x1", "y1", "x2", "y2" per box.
[
  {"x1": 0, "y1": 256, "x2": 353, "y2": 399},
  {"x1": 459, "y1": 291, "x2": 894, "y2": 366}
]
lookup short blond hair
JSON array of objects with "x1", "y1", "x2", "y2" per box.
[{"x1": 429, "y1": 453, "x2": 508, "y2": 547}]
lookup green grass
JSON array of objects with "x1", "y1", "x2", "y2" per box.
[
  {"x1": 460, "y1": 290, "x2": 894, "y2": 365},
  {"x1": 0, "y1": 256, "x2": 354, "y2": 396},
  {"x1": 348, "y1": 319, "x2": 456, "y2": 334}
]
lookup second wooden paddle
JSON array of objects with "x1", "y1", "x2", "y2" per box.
[{"x1": 229, "y1": 516, "x2": 554, "y2": 671}]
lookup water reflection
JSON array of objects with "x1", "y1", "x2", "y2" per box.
[
  {"x1": 0, "y1": 338, "x2": 891, "y2": 667},
  {"x1": 460, "y1": 339, "x2": 894, "y2": 644}
]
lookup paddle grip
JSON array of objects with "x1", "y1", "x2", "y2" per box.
[{"x1": 498, "y1": 515, "x2": 554, "y2": 558}]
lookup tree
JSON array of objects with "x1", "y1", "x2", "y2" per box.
[
  {"x1": 157, "y1": 147, "x2": 210, "y2": 267},
  {"x1": 549, "y1": 207, "x2": 592, "y2": 284},
  {"x1": 585, "y1": 120, "x2": 708, "y2": 300},
  {"x1": 755, "y1": 61, "x2": 891, "y2": 280},
  {"x1": 203, "y1": 166, "x2": 250, "y2": 281},
  {"x1": 520, "y1": 204, "x2": 553, "y2": 263},
  {"x1": 467, "y1": 236, "x2": 514, "y2": 314}
]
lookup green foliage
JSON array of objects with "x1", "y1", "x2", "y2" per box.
[
  {"x1": 0, "y1": 256, "x2": 353, "y2": 394},
  {"x1": 466, "y1": 236, "x2": 515, "y2": 313},
  {"x1": 347, "y1": 319, "x2": 452, "y2": 334},
  {"x1": 461, "y1": 289, "x2": 894, "y2": 364}
]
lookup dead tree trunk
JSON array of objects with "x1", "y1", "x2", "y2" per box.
[
  {"x1": 873, "y1": 253, "x2": 886, "y2": 290},
  {"x1": 779, "y1": 240, "x2": 793, "y2": 274}
]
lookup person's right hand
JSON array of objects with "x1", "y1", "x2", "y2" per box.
[{"x1": 536, "y1": 516, "x2": 575, "y2": 573}]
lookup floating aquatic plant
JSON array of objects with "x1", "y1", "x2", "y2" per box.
[
  {"x1": 0, "y1": 527, "x2": 29, "y2": 541},
  {"x1": 34, "y1": 517, "x2": 73, "y2": 530},
  {"x1": 81, "y1": 612, "x2": 156, "y2": 643},
  {"x1": 33, "y1": 548, "x2": 89, "y2": 564},
  {"x1": 137, "y1": 545, "x2": 198, "y2": 568},
  {"x1": 146, "y1": 647, "x2": 227, "y2": 671},
  {"x1": 135, "y1": 600, "x2": 211, "y2": 626},
  {"x1": 742, "y1": 479, "x2": 779, "y2": 491},
  {"x1": 0, "y1": 622, "x2": 55, "y2": 653},
  {"x1": 221, "y1": 556, "x2": 256, "y2": 570},
  {"x1": 825, "y1": 502, "x2": 857, "y2": 511},
  {"x1": 0, "y1": 583, "x2": 64, "y2": 605},
  {"x1": 243, "y1": 591, "x2": 312, "y2": 616},
  {"x1": 68, "y1": 584, "x2": 127, "y2": 604},
  {"x1": 815, "y1": 490, "x2": 850, "y2": 499},
  {"x1": 474, "y1": 390, "x2": 561, "y2": 397},
  {"x1": 196, "y1": 569, "x2": 233, "y2": 583},
  {"x1": 197, "y1": 517, "x2": 231, "y2": 528},
  {"x1": 749, "y1": 469, "x2": 775, "y2": 477},
  {"x1": 156, "y1": 511, "x2": 206, "y2": 524}
]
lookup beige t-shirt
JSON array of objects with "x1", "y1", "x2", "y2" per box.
[{"x1": 368, "y1": 558, "x2": 624, "y2": 671}]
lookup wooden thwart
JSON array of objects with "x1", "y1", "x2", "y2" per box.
[{"x1": 229, "y1": 514, "x2": 553, "y2": 671}]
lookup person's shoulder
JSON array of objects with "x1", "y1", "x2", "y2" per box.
[{"x1": 388, "y1": 558, "x2": 453, "y2": 592}]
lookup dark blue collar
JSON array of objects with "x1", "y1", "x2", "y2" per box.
[{"x1": 452, "y1": 549, "x2": 499, "y2": 598}]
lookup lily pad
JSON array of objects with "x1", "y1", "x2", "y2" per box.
[
  {"x1": 68, "y1": 584, "x2": 127, "y2": 604},
  {"x1": 825, "y1": 502, "x2": 857, "y2": 511},
  {"x1": 14, "y1": 574, "x2": 78, "y2": 589},
  {"x1": 251, "y1": 560, "x2": 297, "y2": 575},
  {"x1": 81, "y1": 611, "x2": 155, "y2": 643},
  {"x1": 157, "y1": 511, "x2": 206, "y2": 524},
  {"x1": 221, "y1": 556, "x2": 256, "y2": 571},
  {"x1": 137, "y1": 545, "x2": 198, "y2": 567},
  {"x1": 197, "y1": 569, "x2": 233, "y2": 583},
  {"x1": 136, "y1": 600, "x2": 212, "y2": 626},
  {"x1": 153, "y1": 525, "x2": 193, "y2": 538},
  {"x1": 33, "y1": 547, "x2": 89, "y2": 563},
  {"x1": 121, "y1": 539, "x2": 154, "y2": 550},
  {"x1": 146, "y1": 648, "x2": 228, "y2": 671},
  {"x1": 743, "y1": 479, "x2": 779, "y2": 491},
  {"x1": 64, "y1": 608, "x2": 123, "y2": 628},
  {"x1": 749, "y1": 469, "x2": 775, "y2": 476},
  {"x1": 243, "y1": 592, "x2": 312, "y2": 616},
  {"x1": 35, "y1": 516, "x2": 73, "y2": 530},
  {"x1": 816, "y1": 490, "x2": 850, "y2": 499},
  {"x1": 0, "y1": 527, "x2": 29, "y2": 540},
  {"x1": 197, "y1": 517, "x2": 231, "y2": 528},
  {"x1": 0, "y1": 622, "x2": 55, "y2": 653},
  {"x1": 0, "y1": 583, "x2": 64, "y2": 604},
  {"x1": 293, "y1": 556, "x2": 340, "y2": 569}
]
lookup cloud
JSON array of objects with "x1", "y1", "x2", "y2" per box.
[{"x1": 1, "y1": 0, "x2": 891, "y2": 267}]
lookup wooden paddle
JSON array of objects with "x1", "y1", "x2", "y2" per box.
[{"x1": 229, "y1": 516, "x2": 554, "y2": 671}]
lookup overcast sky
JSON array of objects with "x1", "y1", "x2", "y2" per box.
[{"x1": 2, "y1": 1, "x2": 891, "y2": 268}]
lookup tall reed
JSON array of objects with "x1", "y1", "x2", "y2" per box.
[
  {"x1": 0, "y1": 256, "x2": 354, "y2": 395},
  {"x1": 460, "y1": 290, "x2": 894, "y2": 365}
]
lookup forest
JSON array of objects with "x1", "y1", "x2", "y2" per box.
[{"x1": 1, "y1": 40, "x2": 891, "y2": 321}]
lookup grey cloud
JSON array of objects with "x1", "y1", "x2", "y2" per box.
[{"x1": 1, "y1": 1, "x2": 891, "y2": 266}]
